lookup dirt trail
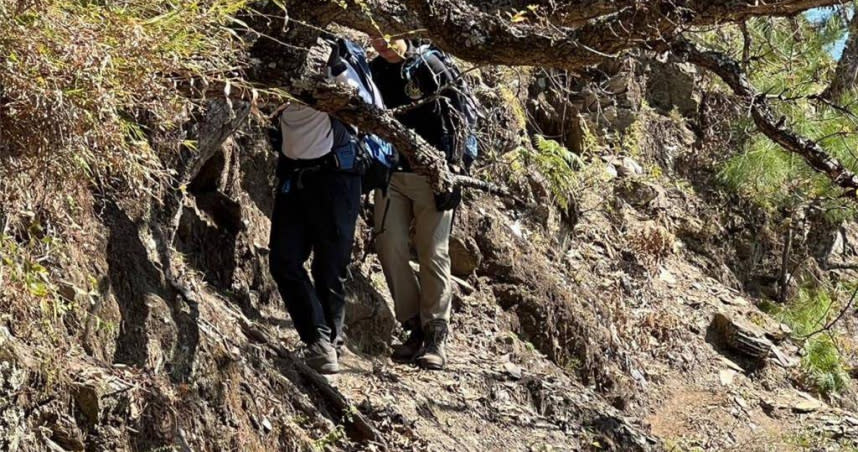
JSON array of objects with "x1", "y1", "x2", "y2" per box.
[{"x1": 262, "y1": 258, "x2": 652, "y2": 451}]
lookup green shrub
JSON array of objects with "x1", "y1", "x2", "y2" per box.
[
  {"x1": 802, "y1": 335, "x2": 849, "y2": 396},
  {"x1": 518, "y1": 135, "x2": 583, "y2": 209},
  {"x1": 764, "y1": 287, "x2": 851, "y2": 396}
]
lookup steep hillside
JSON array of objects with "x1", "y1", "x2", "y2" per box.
[
  {"x1": 3, "y1": 66, "x2": 858, "y2": 451},
  {"x1": 2, "y1": 3, "x2": 858, "y2": 451}
]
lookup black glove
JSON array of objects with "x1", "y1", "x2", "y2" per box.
[{"x1": 434, "y1": 187, "x2": 462, "y2": 211}]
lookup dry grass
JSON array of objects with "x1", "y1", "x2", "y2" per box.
[
  {"x1": 0, "y1": 0, "x2": 249, "y2": 188},
  {"x1": 627, "y1": 220, "x2": 675, "y2": 269},
  {"x1": 0, "y1": 0, "x2": 251, "y2": 341}
]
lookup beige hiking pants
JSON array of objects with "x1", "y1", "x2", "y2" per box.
[{"x1": 374, "y1": 172, "x2": 452, "y2": 327}]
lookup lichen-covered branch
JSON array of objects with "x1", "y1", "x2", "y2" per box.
[
  {"x1": 675, "y1": 40, "x2": 858, "y2": 196},
  {"x1": 325, "y1": 0, "x2": 848, "y2": 71},
  {"x1": 290, "y1": 77, "x2": 454, "y2": 192}
]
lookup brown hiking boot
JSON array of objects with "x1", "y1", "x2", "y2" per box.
[
  {"x1": 305, "y1": 338, "x2": 339, "y2": 374},
  {"x1": 416, "y1": 319, "x2": 448, "y2": 370},
  {"x1": 391, "y1": 322, "x2": 424, "y2": 362}
]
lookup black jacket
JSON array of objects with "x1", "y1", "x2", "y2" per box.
[{"x1": 370, "y1": 46, "x2": 463, "y2": 169}]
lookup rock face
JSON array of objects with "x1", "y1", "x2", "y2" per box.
[
  {"x1": 527, "y1": 58, "x2": 643, "y2": 153},
  {"x1": 526, "y1": 55, "x2": 701, "y2": 157},
  {"x1": 710, "y1": 312, "x2": 773, "y2": 360},
  {"x1": 642, "y1": 58, "x2": 700, "y2": 117},
  {"x1": 6, "y1": 42, "x2": 858, "y2": 452}
]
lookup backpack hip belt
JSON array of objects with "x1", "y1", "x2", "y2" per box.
[{"x1": 277, "y1": 153, "x2": 347, "y2": 193}]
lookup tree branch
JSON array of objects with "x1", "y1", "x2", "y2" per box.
[
  {"x1": 675, "y1": 40, "x2": 858, "y2": 196},
  {"x1": 326, "y1": 0, "x2": 848, "y2": 71},
  {"x1": 797, "y1": 284, "x2": 858, "y2": 339},
  {"x1": 238, "y1": 0, "x2": 852, "y2": 198}
]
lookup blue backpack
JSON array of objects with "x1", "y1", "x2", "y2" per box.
[{"x1": 327, "y1": 38, "x2": 399, "y2": 193}]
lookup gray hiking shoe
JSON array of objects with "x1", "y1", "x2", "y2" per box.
[
  {"x1": 391, "y1": 325, "x2": 424, "y2": 362},
  {"x1": 305, "y1": 338, "x2": 339, "y2": 374},
  {"x1": 416, "y1": 319, "x2": 448, "y2": 370}
]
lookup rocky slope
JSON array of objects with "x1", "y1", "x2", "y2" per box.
[{"x1": 1, "y1": 58, "x2": 857, "y2": 452}]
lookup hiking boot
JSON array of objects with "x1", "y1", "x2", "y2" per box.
[
  {"x1": 391, "y1": 325, "x2": 424, "y2": 362},
  {"x1": 416, "y1": 319, "x2": 448, "y2": 370},
  {"x1": 305, "y1": 338, "x2": 339, "y2": 374}
]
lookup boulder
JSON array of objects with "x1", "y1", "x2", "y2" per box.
[
  {"x1": 450, "y1": 235, "x2": 483, "y2": 277},
  {"x1": 643, "y1": 59, "x2": 700, "y2": 117},
  {"x1": 710, "y1": 312, "x2": 773, "y2": 360}
]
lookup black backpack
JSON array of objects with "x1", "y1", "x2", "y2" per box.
[{"x1": 401, "y1": 44, "x2": 482, "y2": 168}]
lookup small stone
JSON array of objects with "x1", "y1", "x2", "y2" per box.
[
  {"x1": 618, "y1": 156, "x2": 644, "y2": 176},
  {"x1": 721, "y1": 296, "x2": 749, "y2": 306},
  {"x1": 719, "y1": 357, "x2": 744, "y2": 372},
  {"x1": 766, "y1": 324, "x2": 792, "y2": 343},
  {"x1": 792, "y1": 399, "x2": 823, "y2": 413},
  {"x1": 72, "y1": 383, "x2": 101, "y2": 427},
  {"x1": 614, "y1": 180, "x2": 660, "y2": 207},
  {"x1": 44, "y1": 438, "x2": 68, "y2": 452},
  {"x1": 658, "y1": 267, "x2": 677, "y2": 285},
  {"x1": 503, "y1": 362, "x2": 523, "y2": 380},
  {"x1": 630, "y1": 368, "x2": 648, "y2": 387},
  {"x1": 604, "y1": 164, "x2": 618, "y2": 179},
  {"x1": 449, "y1": 235, "x2": 482, "y2": 277},
  {"x1": 770, "y1": 345, "x2": 799, "y2": 368},
  {"x1": 262, "y1": 417, "x2": 273, "y2": 432},
  {"x1": 719, "y1": 369, "x2": 736, "y2": 386}
]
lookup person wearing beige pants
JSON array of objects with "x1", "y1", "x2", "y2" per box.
[
  {"x1": 375, "y1": 172, "x2": 453, "y2": 369},
  {"x1": 369, "y1": 35, "x2": 468, "y2": 370}
]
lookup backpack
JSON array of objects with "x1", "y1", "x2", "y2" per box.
[
  {"x1": 270, "y1": 38, "x2": 397, "y2": 194},
  {"x1": 401, "y1": 44, "x2": 482, "y2": 168},
  {"x1": 326, "y1": 38, "x2": 398, "y2": 194}
]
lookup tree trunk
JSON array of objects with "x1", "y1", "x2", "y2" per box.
[{"x1": 823, "y1": 11, "x2": 858, "y2": 102}]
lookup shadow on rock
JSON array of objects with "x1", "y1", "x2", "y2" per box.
[
  {"x1": 344, "y1": 267, "x2": 396, "y2": 356},
  {"x1": 104, "y1": 202, "x2": 163, "y2": 368}
]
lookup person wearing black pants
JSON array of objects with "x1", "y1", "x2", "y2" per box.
[
  {"x1": 268, "y1": 161, "x2": 361, "y2": 373},
  {"x1": 268, "y1": 37, "x2": 386, "y2": 374},
  {"x1": 268, "y1": 107, "x2": 363, "y2": 374}
]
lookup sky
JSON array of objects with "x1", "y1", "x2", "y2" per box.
[{"x1": 806, "y1": 7, "x2": 850, "y2": 59}]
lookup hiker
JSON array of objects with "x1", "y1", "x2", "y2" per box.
[
  {"x1": 369, "y1": 36, "x2": 479, "y2": 370},
  {"x1": 268, "y1": 38, "x2": 389, "y2": 374}
]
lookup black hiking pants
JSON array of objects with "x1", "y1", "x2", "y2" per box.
[{"x1": 268, "y1": 166, "x2": 361, "y2": 347}]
